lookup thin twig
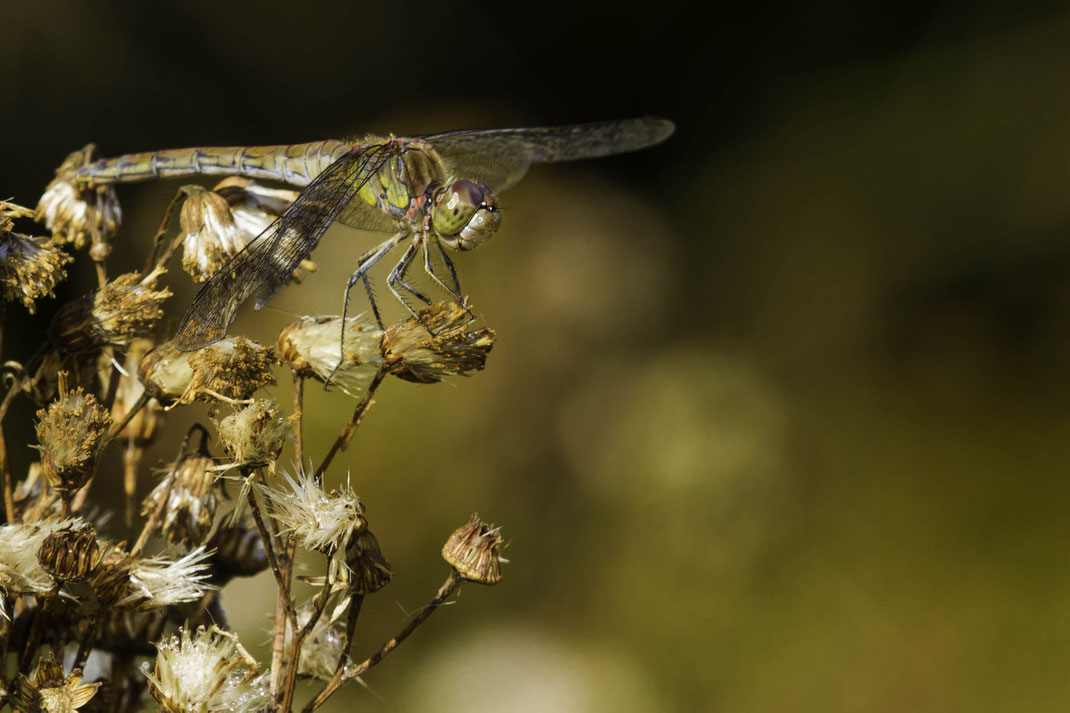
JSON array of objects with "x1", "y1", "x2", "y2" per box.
[
  {"x1": 313, "y1": 367, "x2": 386, "y2": 484},
  {"x1": 143, "y1": 188, "x2": 189, "y2": 276},
  {"x1": 246, "y1": 478, "x2": 297, "y2": 630},
  {"x1": 306, "y1": 594, "x2": 364, "y2": 713},
  {"x1": 302, "y1": 570, "x2": 462, "y2": 712}
]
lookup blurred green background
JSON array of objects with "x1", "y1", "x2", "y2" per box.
[{"x1": 6, "y1": 1, "x2": 1070, "y2": 710}]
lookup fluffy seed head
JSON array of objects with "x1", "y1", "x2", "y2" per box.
[
  {"x1": 290, "y1": 605, "x2": 349, "y2": 681},
  {"x1": 143, "y1": 625, "x2": 269, "y2": 713},
  {"x1": 142, "y1": 452, "x2": 219, "y2": 547},
  {"x1": 259, "y1": 470, "x2": 366, "y2": 554},
  {"x1": 379, "y1": 302, "x2": 495, "y2": 384},
  {"x1": 92, "y1": 547, "x2": 214, "y2": 610},
  {"x1": 0, "y1": 518, "x2": 82, "y2": 597}
]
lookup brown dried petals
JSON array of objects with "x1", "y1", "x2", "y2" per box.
[
  {"x1": 10, "y1": 654, "x2": 100, "y2": 713},
  {"x1": 380, "y1": 302, "x2": 495, "y2": 384},
  {"x1": 34, "y1": 373, "x2": 110, "y2": 492},
  {"x1": 36, "y1": 145, "x2": 121, "y2": 249},
  {"x1": 442, "y1": 514, "x2": 504, "y2": 585},
  {"x1": 49, "y1": 271, "x2": 171, "y2": 353}
]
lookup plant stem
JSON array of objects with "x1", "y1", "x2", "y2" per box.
[{"x1": 313, "y1": 367, "x2": 386, "y2": 484}]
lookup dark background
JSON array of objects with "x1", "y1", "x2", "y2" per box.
[{"x1": 6, "y1": 1, "x2": 1070, "y2": 710}]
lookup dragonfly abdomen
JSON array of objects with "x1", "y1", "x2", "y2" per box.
[{"x1": 75, "y1": 140, "x2": 352, "y2": 187}]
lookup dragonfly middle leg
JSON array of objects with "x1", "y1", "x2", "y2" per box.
[{"x1": 387, "y1": 241, "x2": 434, "y2": 332}]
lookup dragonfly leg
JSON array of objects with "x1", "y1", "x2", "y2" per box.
[
  {"x1": 326, "y1": 233, "x2": 403, "y2": 388},
  {"x1": 424, "y1": 239, "x2": 475, "y2": 320},
  {"x1": 434, "y1": 239, "x2": 463, "y2": 296},
  {"x1": 393, "y1": 242, "x2": 432, "y2": 306},
  {"x1": 387, "y1": 241, "x2": 434, "y2": 333}
]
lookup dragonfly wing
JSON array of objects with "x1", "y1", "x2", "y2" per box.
[
  {"x1": 424, "y1": 117, "x2": 675, "y2": 193},
  {"x1": 173, "y1": 146, "x2": 388, "y2": 350}
]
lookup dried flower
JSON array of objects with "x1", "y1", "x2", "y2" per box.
[
  {"x1": 93, "y1": 547, "x2": 214, "y2": 610},
  {"x1": 259, "y1": 470, "x2": 366, "y2": 555},
  {"x1": 37, "y1": 146, "x2": 121, "y2": 249},
  {"x1": 215, "y1": 399, "x2": 291, "y2": 466},
  {"x1": 139, "y1": 336, "x2": 277, "y2": 407},
  {"x1": 10, "y1": 654, "x2": 100, "y2": 713},
  {"x1": 442, "y1": 514, "x2": 504, "y2": 585},
  {"x1": 34, "y1": 373, "x2": 111, "y2": 492},
  {"x1": 276, "y1": 314, "x2": 382, "y2": 396},
  {"x1": 49, "y1": 270, "x2": 171, "y2": 353},
  {"x1": 143, "y1": 625, "x2": 269, "y2": 713},
  {"x1": 380, "y1": 302, "x2": 495, "y2": 383},
  {"x1": 0, "y1": 519, "x2": 81, "y2": 598},
  {"x1": 0, "y1": 200, "x2": 72, "y2": 313},
  {"x1": 142, "y1": 452, "x2": 219, "y2": 547},
  {"x1": 36, "y1": 523, "x2": 102, "y2": 583}
]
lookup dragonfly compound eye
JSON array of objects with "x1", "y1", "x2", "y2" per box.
[{"x1": 433, "y1": 180, "x2": 501, "y2": 251}]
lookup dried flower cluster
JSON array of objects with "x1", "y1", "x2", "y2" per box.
[{"x1": 0, "y1": 148, "x2": 509, "y2": 713}]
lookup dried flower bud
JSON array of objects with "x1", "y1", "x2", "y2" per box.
[
  {"x1": 344, "y1": 529, "x2": 392, "y2": 594},
  {"x1": 101, "y1": 338, "x2": 161, "y2": 445},
  {"x1": 142, "y1": 452, "x2": 218, "y2": 547},
  {"x1": 37, "y1": 145, "x2": 121, "y2": 249},
  {"x1": 379, "y1": 302, "x2": 495, "y2": 384},
  {"x1": 0, "y1": 201, "x2": 72, "y2": 313},
  {"x1": 10, "y1": 654, "x2": 100, "y2": 713},
  {"x1": 442, "y1": 514, "x2": 504, "y2": 585},
  {"x1": 143, "y1": 625, "x2": 269, "y2": 713},
  {"x1": 0, "y1": 518, "x2": 82, "y2": 596},
  {"x1": 214, "y1": 177, "x2": 297, "y2": 238},
  {"x1": 34, "y1": 373, "x2": 110, "y2": 492},
  {"x1": 36, "y1": 523, "x2": 102, "y2": 583},
  {"x1": 215, "y1": 399, "x2": 291, "y2": 466},
  {"x1": 49, "y1": 271, "x2": 171, "y2": 353},
  {"x1": 92, "y1": 547, "x2": 214, "y2": 611},
  {"x1": 205, "y1": 516, "x2": 267, "y2": 585},
  {"x1": 139, "y1": 337, "x2": 276, "y2": 406},
  {"x1": 259, "y1": 470, "x2": 366, "y2": 554},
  {"x1": 276, "y1": 315, "x2": 382, "y2": 396}
]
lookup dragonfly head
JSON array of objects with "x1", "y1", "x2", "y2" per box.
[{"x1": 432, "y1": 179, "x2": 500, "y2": 251}]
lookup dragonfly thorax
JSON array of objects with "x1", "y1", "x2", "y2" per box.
[{"x1": 431, "y1": 179, "x2": 501, "y2": 251}]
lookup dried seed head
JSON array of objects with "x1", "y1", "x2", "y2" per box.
[
  {"x1": 379, "y1": 302, "x2": 495, "y2": 383},
  {"x1": 101, "y1": 338, "x2": 161, "y2": 445},
  {"x1": 49, "y1": 271, "x2": 171, "y2": 353},
  {"x1": 276, "y1": 315, "x2": 382, "y2": 396},
  {"x1": 37, "y1": 146, "x2": 121, "y2": 249},
  {"x1": 344, "y1": 529, "x2": 392, "y2": 594},
  {"x1": 290, "y1": 604, "x2": 349, "y2": 681},
  {"x1": 215, "y1": 399, "x2": 292, "y2": 466},
  {"x1": 186, "y1": 336, "x2": 278, "y2": 402},
  {"x1": 0, "y1": 201, "x2": 72, "y2": 314},
  {"x1": 92, "y1": 547, "x2": 214, "y2": 611},
  {"x1": 205, "y1": 516, "x2": 267, "y2": 585},
  {"x1": 141, "y1": 452, "x2": 218, "y2": 547},
  {"x1": 139, "y1": 336, "x2": 277, "y2": 407},
  {"x1": 0, "y1": 518, "x2": 82, "y2": 597},
  {"x1": 10, "y1": 654, "x2": 100, "y2": 713},
  {"x1": 34, "y1": 373, "x2": 111, "y2": 492},
  {"x1": 214, "y1": 177, "x2": 297, "y2": 237},
  {"x1": 36, "y1": 523, "x2": 102, "y2": 583},
  {"x1": 442, "y1": 514, "x2": 504, "y2": 585},
  {"x1": 259, "y1": 470, "x2": 366, "y2": 555},
  {"x1": 143, "y1": 625, "x2": 269, "y2": 713}
]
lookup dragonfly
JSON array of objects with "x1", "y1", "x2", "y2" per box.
[{"x1": 72, "y1": 118, "x2": 675, "y2": 351}]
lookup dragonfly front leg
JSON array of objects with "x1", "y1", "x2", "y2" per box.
[
  {"x1": 326, "y1": 232, "x2": 404, "y2": 388},
  {"x1": 424, "y1": 238, "x2": 474, "y2": 320},
  {"x1": 387, "y1": 240, "x2": 434, "y2": 333}
]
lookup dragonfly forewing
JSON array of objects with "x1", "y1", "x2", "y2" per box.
[{"x1": 173, "y1": 146, "x2": 389, "y2": 350}]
